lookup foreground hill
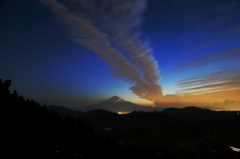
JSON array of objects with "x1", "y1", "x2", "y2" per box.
[
  {"x1": 48, "y1": 105, "x2": 84, "y2": 117},
  {"x1": 162, "y1": 106, "x2": 237, "y2": 120},
  {"x1": 80, "y1": 109, "x2": 177, "y2": 131},
  {"x1": 2, "y1": 79, "x2": 239, "y2": 159},
  {"x1": 100, "y1": 113, "x2": 240, "y2": 159},
  {"x1": 48, "y1": 106, "x2": 177, "y2": 131},
  {"x1": 2, "y1": 79, "x2": 158, "y2": 159},
  {"x1": 105, "y1": 115, "x2": 240, "y2": 159}
]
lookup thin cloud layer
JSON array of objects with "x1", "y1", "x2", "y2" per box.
[
  {"x1": 215, "y1": 26, "x2": 240, "y2": 38},
  {"x1": 178, "y1": 48, "x2": 240, "y2": 74},
  {"x1": 178, "y1": 70, "x2": 240, "y2": 94},
  {"x1": 199, "y1": 99, "x2": 240, "y2": 111},
  {"x1": 40, "y1": 0, "x2": 163, "y2": 103},
  {"x1": 177, "y1": 38, "x2": 240, "y2": 96}
]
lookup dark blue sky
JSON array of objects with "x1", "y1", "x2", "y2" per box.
[{"x1": 1, "y1": 0, "x2": 240, "y2": 110}]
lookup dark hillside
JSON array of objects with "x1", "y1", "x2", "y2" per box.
[
  {"x1": 48, "y1": 105, "x2": 84, "y2": 117},
  {"x1": 79, "y1": 110, "x2": 177, "y2": 131},
  {"x1": 100, "y1": 115, "x2": 240, "y2": 159},
  {"x1": 162, "y1": 106, "x2": 236, "y2": 120},
  {"x1": 2, "y1": 79, "x2": 239, "y2": 159},
  {"x1": 1, "y1": 79, "x2": 159, "y2": 159}
]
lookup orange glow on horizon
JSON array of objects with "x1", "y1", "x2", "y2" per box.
[
  {"x1": 128, "y1": 89, "x2": 240, "y2": 111},
  {"x1": 117, "y1": 111, "x2": 130, "y2": 114},
  {"x1": 134, "y1": 102, "x2": 155, "y2": 107}
]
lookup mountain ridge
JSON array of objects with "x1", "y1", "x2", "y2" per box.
[
  {"x1": 48, "y1": 103, "x2": 238, "y2": 121},
  {"x1": 103, "y1": 96, "x2": 128, "y2": 103},
  {"x1": 48, "y1": 96, "x2": 238, "y2": 120},
  {"x1": 161, "y1": 106, "x2": 236, "y2": 120},
  {"x1": 78, "y1": 96, "x2": 164, "y2": 112}
]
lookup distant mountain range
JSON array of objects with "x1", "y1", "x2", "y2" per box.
[
  {"x1": 48, "y1": 96, "x2": 238, "y2": 131},
  {"x1": 162, "y1": 106, "x2": 236, "y2": 120},
  {"x1": 76, "y1": 96, "x2": 164, "y2": 112},
  {"x1": 47, "y1": 105, "x2": 84, "y2": 118},
  {"x1": 48, "y1": 96, "x2": 237, "y2": 118},
  {"x1": 48, "y1": 106, "x2": 177, "y2": 131}
]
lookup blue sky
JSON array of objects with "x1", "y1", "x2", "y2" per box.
[{"x1": 1, "y1": 0, "x2": 240, "y2": 110}]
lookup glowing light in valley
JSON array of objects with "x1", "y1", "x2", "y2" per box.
[{"x1": 230, "y1": 146, "x2": 240, "y2": 152}]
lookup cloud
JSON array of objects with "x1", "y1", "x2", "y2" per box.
[
  {"x1": 187, "y1": 1, "x2": 239, "y2": 22},
  {"x1": 199, "y1": 106, "x2": 225, "y2": 111},
  {"x1": 185, "y1": 1, "x2": 240, "y2": 51},
  {"x1": 176, "y1": 53, "x2": 240, "y2": 106},
  {"x1": 178, "y1": 48, "x2": 240, "y2": 74},
  {"x1": 40, "y1": 0, "x2": 163, "y2": 103},
  {"x1": 198, "y1": 99, "x2": 240, "y2": 111},
  {"x1": 91, "y1": 0, "x2": 160, "y2": 84},
  {"x1": 215, "y1": 26, "x2": 240, "y2": 38},
  {"x1": 192, "y1": 35, "x2": 240, "y2": 50},
  {"x1": 177, "y1": 70, "x2": 240, "y2": 94}
]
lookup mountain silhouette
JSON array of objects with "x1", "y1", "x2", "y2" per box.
[
  {"x1": 48, "y1": 105, "x2": 177, "y2": 131},
  {"x1": 78, "y1": 109, "x2": 177, "y2": 131},
  {"x1": 162, "y1": 106, "x2": 236, "y2": 120},
  {"x1": 3, "y1": 79, "x2": 240, "y2": 159},
  {"x1": 104, "y1": 96, "x2": 128, "y2": 103},
  {"x1": 78, "y1": 96, "x2": 164, "y2": 112},
  {"x1": 48, "y1": 105, "x2": 84, "y2": 117}
]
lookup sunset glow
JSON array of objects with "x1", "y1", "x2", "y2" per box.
[
  {"x1": 117, "y1": 111, "x2": 131, "y2": 115},
  {"x1": 2, "y1": 1, "x2": 240, "y2": 159},
  {"x1": 1, "y1": 0, "x2": 239, "y2": 111}
]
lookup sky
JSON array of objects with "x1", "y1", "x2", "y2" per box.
[{"x1": 1, "y1": 0, "x2": 240, "y2": 111}]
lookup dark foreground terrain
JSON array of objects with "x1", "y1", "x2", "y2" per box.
[{"x1": 2, "y1": 79, "x2": 240, "y2": 159}]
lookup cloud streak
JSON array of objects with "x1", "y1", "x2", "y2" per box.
[
  {"x1": 199, "y1": 99, "x2": 240, "y2": 111},
  {"x1": 40, "y1": 0, "x2": 163, "y2": 103},
  {"x1": 178, "y1": 70, "x2": 240, "y2": 94},
  {"x1": 215, "y1": 26, "x2": 240, "y2": 38},
  {"x1": 178, "y1": 48, "x2": 240, "y2": 74}
]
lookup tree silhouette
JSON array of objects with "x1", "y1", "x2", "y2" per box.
[
  {"x1": 2, "y1": 79, "x2": 238, "y2": 159},
  {"x1": 1, "y1": 79, "x2": 160, "y2": 158}
]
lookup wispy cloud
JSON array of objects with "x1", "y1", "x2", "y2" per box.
[
  {"x1": 199, "y1": 99, "x2": 240, "y2": 111},
  {"x1": 178, "y1": 70, "x2": 240, "y2": 94},
  {"x1": 40, "y1": 0, "x2": 163, "y2": 103},
  {"x1": 187, "y1": 1, "x2": 239, "y2": 22},
  {"x1": 178, "y1": 48, "x2": 240, "y2": 74},
  {"x1": 186, "y1": 1, "x2": 240, "y2": 51},
  {"x1": 215, "y1": 26, "x2": 240, "y2": 38},
  {"x1": 192, "y1": 35, "x2": 240, "y2": 50}
]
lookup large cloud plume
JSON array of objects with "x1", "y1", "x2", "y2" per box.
[{"x1": 40, "y1": 0, "x2": 163, "y2": 103}]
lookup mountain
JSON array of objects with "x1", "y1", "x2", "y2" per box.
[
  {"x1": 78, "y1": 96, "x2": 164, "y2": 112},
  {"x1": 162, "y1": 106, "x2": 236, "y2": 120},
  {"x1": 48, "y1": 105, "x2": 84, "y2": 117},
  {"x1": 75, "y1": 109, "x2": 177, "y2": 131},
  {"x1": 47, "y1": 105, "x2": 177, "y2": 131},
  {"x1": 104, "y1": 96, "x2": 127, "y2": 103},
  {"x1": 46, "y1": 96, "x2": 171, "y2": 131}
]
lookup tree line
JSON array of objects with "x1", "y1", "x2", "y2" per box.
[{"x1": 1, "y1": 79, "x2": 159, "y2": 159}]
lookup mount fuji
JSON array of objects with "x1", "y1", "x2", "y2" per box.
[{"x1": 78, "y1": 96, "x2": 164, "y2": 113}]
